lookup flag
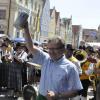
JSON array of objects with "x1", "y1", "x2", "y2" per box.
[{"x1": 90, "y1": 31, "x2": 97, "y2": 37}]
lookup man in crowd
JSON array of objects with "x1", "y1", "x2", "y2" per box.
[
  {"x1": 65, "y1": 44, "x2": 82, "y2": 75},
  {"x1": 17, "y1": 21, "x2": 83, "y2": 100},
  {"x1": 79, "y1": 46, "x2": 96, "y2": 100}
]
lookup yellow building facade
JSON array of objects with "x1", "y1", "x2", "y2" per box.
[{"x1": 0, "y1": 0, "x2": 45, "y2": 40}]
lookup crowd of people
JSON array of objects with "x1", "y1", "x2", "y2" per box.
[
  {"x1": 65, "y1": 44, "x2": 100, "y2": 100},
  {"x1": 0, "y1": 21, "x2": 100, "y2": 100}
]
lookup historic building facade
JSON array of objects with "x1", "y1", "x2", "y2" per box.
[
  {"x1": 40, "y1": 0, "x2": 50, "y2": 42},
  {"x1": 0, "y1": 0, "x2": 46, "y2": 40}
]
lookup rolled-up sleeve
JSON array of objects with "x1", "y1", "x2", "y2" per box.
[{"x1": 32, "y1": 49, "x2": 49, "y2": 66}]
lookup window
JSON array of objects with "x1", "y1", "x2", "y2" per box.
[
  {"x1": 31, "y1": 0, "x2": 33, "y2": 8},
  {"x1": 30, "y1": 16, "x2": 32, "y2": 25},
  {"x1": 35, "y1": 2, "x2": 37, "y2": 10},
  {"x1": 25, "y1": 0, "x2": 28, "y2": 6},
  {"x1": 38, "y1": 4, "x2": 41, "y2": 12},
  {"x1": 33, "y1": 18, "x2": 36, "y2": 26},
  {"x1": 19, "y1": 0, "x2": 22, "y2": 3},
  {"x1": 0, "y1": 10, "x2": 6, "y2": 20},
  {"x1": 16, "y1": 31, "x2": 20, "y2": 37},
  {"x1": 0, "y1": 31, "x2": 4, "y2": 34}
]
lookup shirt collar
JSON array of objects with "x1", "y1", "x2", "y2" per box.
[{"x1": 50, "y1": 55, "x2": 65, "y2": 63}]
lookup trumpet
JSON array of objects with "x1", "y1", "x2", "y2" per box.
[
  {"x1": 89, "y1": 74, "x2": 96, "y2": 91},
  {"x1": 73, "y1": 49, "x2": 87, "y2": 63}
]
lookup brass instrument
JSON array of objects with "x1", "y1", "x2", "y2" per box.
[
  {"x1": 73, "y1": 49, "x2": 87, "y2": 63},
  {"x1": 89, "y1": 74, "x2": 96, "y2": 91}
]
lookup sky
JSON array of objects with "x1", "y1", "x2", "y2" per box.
[{"x1": 49, "y1": 0, "x2": 100, "y2": 29}]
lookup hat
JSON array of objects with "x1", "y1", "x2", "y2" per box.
[
  {"x1": 86, "y1": 46, "x2": 95, "y2": 53},
  {"x1": 1, "y1": 43, "x2": 8, "y2": 47},
  {"x1": 96, "y1": 48, "x2": 100, "y2": 55},
  {"x1": 79, "y1": 45, "x2": 86, "y2": 50},
  {"x1": 15, "y1": 42, "x2": 26, "y2": 49},
  {"x1": 66, "y1": 44, "x2": 74, "y2": 51}
]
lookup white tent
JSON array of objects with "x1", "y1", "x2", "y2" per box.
[
  {"x1": 86, "y1": 42, "x2": 100, "y2": 49},
  {"x1": 0, "y1": 34, "x2": 7, "y2": 38}
]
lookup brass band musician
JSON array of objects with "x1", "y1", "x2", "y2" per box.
[
  {"x1": 94, "y1": 48, "x2": 100, "y2": 100},
  {"x1": 79, "y1": 46, "x2": 97, "y2": 100}
]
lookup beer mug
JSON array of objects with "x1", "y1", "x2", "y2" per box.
[{"x1": 14, "y1": 12, "x2": 29, "y2": 30}]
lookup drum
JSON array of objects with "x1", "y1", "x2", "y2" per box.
[{"x1": 23, "y1": 84, "x2": 37, "y2": 100}]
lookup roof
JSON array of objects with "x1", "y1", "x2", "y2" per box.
[
  {"x1": 50, "y1": 7, "x2": 60, "y2": 24},
  {"x1": 83, "y1": 29, "x2": 97, "y2": 36}
]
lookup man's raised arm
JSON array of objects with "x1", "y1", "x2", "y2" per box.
[{"x1": 23, "y1": 22, "x2": 38, "y2": 54}]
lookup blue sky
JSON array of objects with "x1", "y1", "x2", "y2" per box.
[{"x1": 50, "y1": 0, "x2": 100, "y2": 29}]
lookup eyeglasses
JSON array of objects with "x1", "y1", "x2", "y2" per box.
[{"x1": 48, "y1": 47, "x2": 64, "y2": 51}]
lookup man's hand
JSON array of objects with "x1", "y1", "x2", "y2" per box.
[
  {"x1": 23, "y1": 21, "x2": 28, "y2": 29},
  {"x1": 46, "y1": 90, "x2": 57, "y2": 100}
]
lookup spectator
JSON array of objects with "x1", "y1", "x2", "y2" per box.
[{"x1": 13, "y1": 43, "x2": 28, "y2": 63}]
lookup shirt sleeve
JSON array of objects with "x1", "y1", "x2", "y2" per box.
[
  {"x1": 74, "y1": 62, "x2": 82, "y2": 75},
  {"x1": 32, "y1": 49, "x2": 49, "y2": 66}
]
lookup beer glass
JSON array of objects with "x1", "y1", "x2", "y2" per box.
[{"x1": 14, "y1": 12, "x2": 29, "y2": 30}]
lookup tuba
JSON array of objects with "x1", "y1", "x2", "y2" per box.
[
  {"x1": 73, "y1": 49, "x2": 87, "y2": 63},
  {"x1": 89, "y1": 74, "x2": 96, "y2": 91}
]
